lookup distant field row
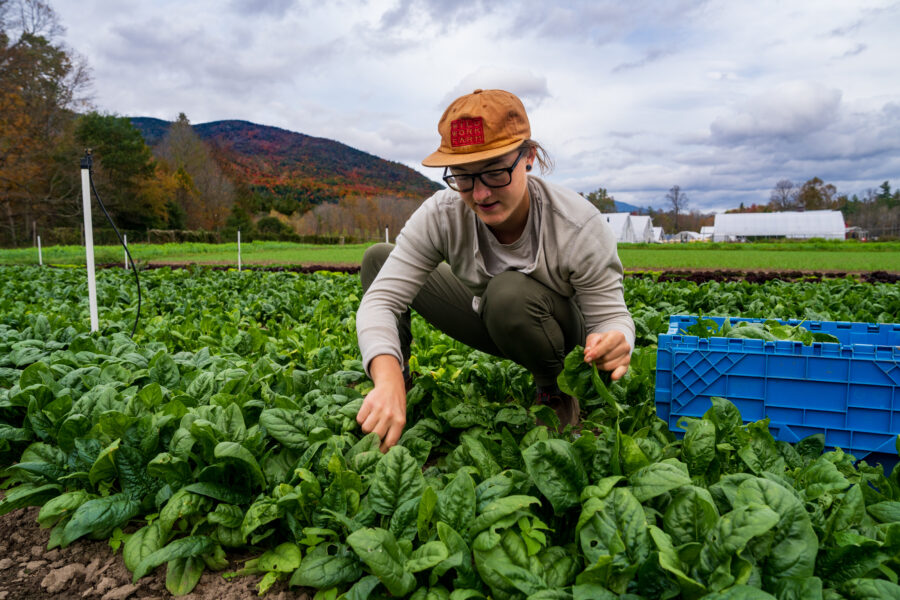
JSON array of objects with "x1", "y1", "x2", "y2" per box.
[
  {"x1": 617, "y1": 248, "x2": 897, "y2": 272},
  {"x1": 0, "y1": 242, "x2": 371, "y2": 267},
  {"x1": 0, "y1": 240, "x2": 897, "y2": 272}
]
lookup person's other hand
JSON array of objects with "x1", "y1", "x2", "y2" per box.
[
  {"x1": 583, "y1": 330, "x2": 631, "y2": 380},
  {"x1": 357, "y1": 355, "x2": 407, "y2": 452}
]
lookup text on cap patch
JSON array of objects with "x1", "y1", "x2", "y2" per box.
[{"x1": 451, "y1": 118, "x2": 484, "y2": 147}]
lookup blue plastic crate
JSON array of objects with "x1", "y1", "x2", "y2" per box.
[{"x1": 655, "y1": 315, "x2": 900, "y2": 460}]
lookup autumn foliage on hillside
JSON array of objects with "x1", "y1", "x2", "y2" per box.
[
  {"x1": 129, "y1": 116, "x2": 443, "y2": 207},
  {"x1": 0, "y1": 1, "x2": 441, "y2": 247},
  {"x1": 130, "y1": 116, "x2": 442, "y2": 241},
  {"x1": 200, "y1": 120, "x2": 439, "y2": 199}
]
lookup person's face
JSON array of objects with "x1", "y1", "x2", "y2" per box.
[{"x1": 447, "y1": 147, "x2": 535, "y2": 240}]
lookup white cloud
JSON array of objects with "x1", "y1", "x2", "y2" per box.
[
  {"x1": 440, "y1": 68, "x2": 551, "y2": 110},
  {"x1": 50, "y1": 0, "x2": 900, "y2": 213},
  {"x1": 229, "y1": 0, "x2": 295, "y2": 18},
  {"x1": 710, "y1": 82, "x2": 843, "y2": 145}
]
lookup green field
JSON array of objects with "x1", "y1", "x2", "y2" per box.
[
  {"x1": 1, "y1": 240, "x2": 898, "y2": 272},
  {"x1": 0, "y1": 241, "x2": 373, "y2": 267},
  {"x1": 1, "y1": 266, "x2": 899, "y2": 598},
  {"x1": 617, "y1": 248, "x2": 898, "y2": 272}
]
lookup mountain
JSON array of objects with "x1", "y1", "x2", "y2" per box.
[
  {"x1": 130, "y1": 117, "x2": 443, "y2": 205},
  {"x1": 614, "y1": 200, "x2": 650, "y2": 214}
]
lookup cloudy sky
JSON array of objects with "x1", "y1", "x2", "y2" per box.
[{"x1": 53, "y1": 0, "x2": 900, "y2": 212}]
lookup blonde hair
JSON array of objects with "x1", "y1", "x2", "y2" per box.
[{"x1": 521, "y1": 139, "x2": 554, "y2": 174}]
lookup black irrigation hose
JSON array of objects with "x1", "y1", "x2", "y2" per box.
[{"x1": 82, "y1": 150, "x2": 142, "y2": 338}]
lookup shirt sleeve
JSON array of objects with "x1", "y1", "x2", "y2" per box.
[
  {"x1": 356, "y1": 196, "x2": 446, "y2": 376},
  {"x1": 566, "y1": 213, "x2": 636, "y2": 352}
]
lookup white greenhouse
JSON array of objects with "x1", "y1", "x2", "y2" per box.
[
  {"x1": 673, "y1": 231, "x2": 703, "y2": 242},
  {"x1": 712, "y1": 210, "x2": 846, "y2": 241},
  {"x1": 630, "y1": 215, "x2": 654, "y2": 243},
  {"x1": 601, "y1": 213, "x2": 636, "y2": 243},
  {"x1": 652, "y1": 226, "x2": 665, "y2": 243}
]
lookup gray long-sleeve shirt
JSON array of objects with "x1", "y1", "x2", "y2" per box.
[{"x1": 356, "y1": 176, "x2": 635, "y2": 374}]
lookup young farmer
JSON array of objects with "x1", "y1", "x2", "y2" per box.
[{"x1": 356, "y1": 89, "x2": 634, "y2": 451}]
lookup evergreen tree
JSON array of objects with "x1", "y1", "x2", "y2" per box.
[
  {"x1": 74, "y1": 112, "x2": 167, "y2": 229},
  {"x1": 582, "y1": 187, "x2": 616, "y2": 213}
]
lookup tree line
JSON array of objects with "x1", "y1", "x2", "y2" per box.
[
  {"x1": 0, "y1": 0, "x2": 420, "y2": 248},
  {"x1": 581, "y1": 185, "x2": 710, "y2": 234},
  {"x1": 722, "y1": 178, "x2": 900, "y2": 239},
  {"x1": 582, "y1": 178, "x2": 900, "y2": 240},
  {"x1": 0, "y1": 1, "x2": 238, "y2": 246},
  {"x1": 6, "y1": 0, "x2": 897, "y2": 248},
  {"x1": 755, "y1": 178, "x2": 899, "y2": 239}
]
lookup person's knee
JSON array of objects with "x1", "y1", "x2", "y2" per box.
[
  {"x1": 361, "y1": 243, "x2": 394, "y2": 291},
  {"x1": 482, "y1": 271, "x2": 548, "y2": 332},
  {"x1": 483, "y1": 270, "x2": 528, "y2": 304}
]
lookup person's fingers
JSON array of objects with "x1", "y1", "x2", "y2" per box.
[
  {"x1": 599, "y1": 342, "x2": 630, "y2": 361},
  {"x1": 586, "y1": 335, "x2": 630, "y2": 365},
  {"x1": 358, "y1": 382, "x2": 407, "y2": 451},
  {"x1": 583, "y1": 333, "x2": 606, "y2": 358},
  {"x1": 356, "y1": 400, "x2": 371, "y2": 426},
  {"x1": 594, "y1": 332, "x2": 617, "y2": 353},
  {"x1": 583, "y1": 332, "x2": 602, "y2": 351},
  {"x1": 361, "y1": 408, "x2": 383, "y2": 435},
  {"x1": 584, "y1": 342, "x2": 608, "y2": 362},
  {"x1": 610, "y1": 364, "x2": 629, "y2": 380},
  {"x1": 381, "y1": 422, "x2": 404, "y2": 453},
  {"x1": 375, "y1": 419, "x2": 390, "y2": 443},
  {"x1": 599, "y1": 353, "x2": 630, "y2": 372},
  {"x1": 584, "y1": 331, "x2": 624, "y2": 362}
]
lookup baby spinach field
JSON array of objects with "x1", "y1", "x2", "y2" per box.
[{"x1": 1, "y1": 266, "x2": 899, "y2": 599}]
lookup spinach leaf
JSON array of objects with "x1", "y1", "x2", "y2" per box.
[
  {"x1": 346, "y1": 527, "x2": 416, "y2": 597},
  {"x1": 369, "y1": 445, "x2": 425, "y2": 516}
]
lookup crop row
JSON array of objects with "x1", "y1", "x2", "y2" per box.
[{"x1": 1, "y1": 266, "x2": 899, "y2": 599}]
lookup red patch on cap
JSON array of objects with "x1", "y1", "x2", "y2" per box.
[{"x1": 450, "y1": 117, "x2": 484, "y2": 147}]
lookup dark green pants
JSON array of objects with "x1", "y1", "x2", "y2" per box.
[{"x1": 360, "y1": 243, "x2": 585, "y2": 387}]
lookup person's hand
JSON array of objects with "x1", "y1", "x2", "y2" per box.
[
  {"x1": 583, "y1": 330, "x2": 631, "y2": 380},
  {"x1": 357, "y1": 355, "x2": 407, "y2": 452}
]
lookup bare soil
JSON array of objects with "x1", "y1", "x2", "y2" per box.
[{"x1": 0, "y1": 504, "x2": 308, "y2": 600}]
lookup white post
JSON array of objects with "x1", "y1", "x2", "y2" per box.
[
  {"x1": 37, "y1": 235, "x2": 42, "y2": 266},
  {"x1": 237, "y1": 230, "x2": 241, "y2": 272},
  {"x1": 81, "y1": 162, "x2": 99, "y2": 332},
  {"x1": 124, "y1": 234, "x2": 128, "y2": 269},
  {"x1": 385, "y1": 226, "x2": 389, "y2": 243}
]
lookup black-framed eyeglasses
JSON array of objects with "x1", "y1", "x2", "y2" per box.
[{"x1": 442, "y1": 150, "x2": 527, "y2": 192}]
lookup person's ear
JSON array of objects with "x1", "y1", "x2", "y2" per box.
[{"x1": 525, "y1": 146, "x2": 537, "y2": 171}]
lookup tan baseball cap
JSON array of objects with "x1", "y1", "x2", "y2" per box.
[{"x1": 422, "y1": 89, "x2": 531, "y2": 167}]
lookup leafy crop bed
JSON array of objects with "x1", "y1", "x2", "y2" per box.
[{"x1": 1, "y1": 266, "x2": 899, "y2": 599}]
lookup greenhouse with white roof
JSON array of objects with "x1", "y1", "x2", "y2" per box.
[
  {"x1": 711, "y1": 210, "x2": 846, "y2": 241},
  {"x1": 601, "y1": 213, "x2": 636, "y2": 243}
]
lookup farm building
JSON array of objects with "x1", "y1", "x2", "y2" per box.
[
  {"x1": 601, "y1": 213, "x2": 636, "y2": 243},
  {"x1": 845, "y1": 226, "x2": 868, "y2": 240},
  {"x1": 630, "y1": 215, "x2": 654, "y2": 243},
  {"x1": 712, "y1": 210, "x2": 846, "y2": 241},
  {"x1": 673, "y1": 230, "x2": 703, "y2": 242},
  {"x1": 652, "y1": 226, "x2": 665, "y2": 242},
  {"x1": 700, "y1": 226, "x2": 715, "y2": 241}
]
